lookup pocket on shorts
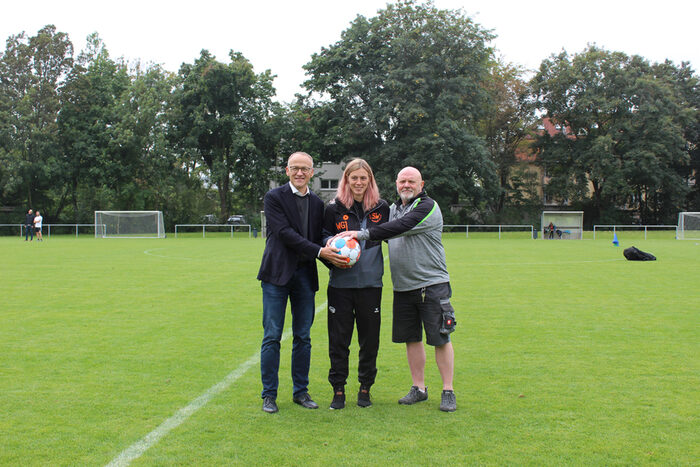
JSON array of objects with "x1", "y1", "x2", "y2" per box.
[{"x1": 439, "y1": 298, "x2": 457, "y2": 334}]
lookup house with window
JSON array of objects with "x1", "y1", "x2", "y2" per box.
[{"x1": 311, "y1": 162, "x2": 343, "y2": 202}]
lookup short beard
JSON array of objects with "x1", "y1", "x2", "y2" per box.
[{"x1": 399, "y1": 190, "x2": 415, "y2": 203}]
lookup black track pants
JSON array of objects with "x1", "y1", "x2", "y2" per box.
[{"x1": 327, "y1": 286, "x2": 382, "y2": 388}]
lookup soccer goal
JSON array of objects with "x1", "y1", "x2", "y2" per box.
[
  {"x1": 541, "y1": 211, "x2": 584, "y2": 240},
  {"x1": 677, "y1": 212, "x2": 700, "y2": 240},
  {"x1": 95, "y1": 211, "x2": 165, "y2": 238}
]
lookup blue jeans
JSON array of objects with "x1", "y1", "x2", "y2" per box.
[{"x1": 260, "y1": 265, "x2": 316, "y2": 399}]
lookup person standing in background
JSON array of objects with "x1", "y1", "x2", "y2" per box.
[
  {"x1": 24, "y1": 209, "x2": 34, "y2": 241},
  {"x1": 33, "y1": 210, "x2": 43, "y2": 241}
]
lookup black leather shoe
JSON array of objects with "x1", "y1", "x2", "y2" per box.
[
  {"x1": 262, "y1": 396, "x2": 278, "y2": 413},
  {"x1": 293, "y1": 392, "x2": 319, "y2": 409}
]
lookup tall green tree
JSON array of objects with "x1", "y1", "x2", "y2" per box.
[
  {"x1": 59, "y1": 34, "x2": 192, "y2": 222},
  {"x1": 302, "y1": 0, "x2": 497, "y2": 212},
  {"x1": 478, "y1": 61, "x2": 537, "y2": 221},
  {"x1": 531, "y1": 46, "x2": 693, "y2": 224},
  {"x1": 0, "y1": 25, "x2": 73, "y2": 215},
  {"x1": 109, "y1": 61, "x2": 181, "y2": 211},
  {"x1": 57, "y1": 33, "x2": 130, "y2": 218},
  {"x1": 655, "y1": 61, "x2": 700, "y2": 211},
  {"x1": 171, "y1": 50, "x2": 276, "y2": 220}
]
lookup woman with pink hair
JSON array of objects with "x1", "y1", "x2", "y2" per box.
[{"x1": 322, "y1": 158, "x2": 389, "y2": 410}]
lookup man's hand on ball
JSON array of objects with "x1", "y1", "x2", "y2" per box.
[{"x1": 320, "y1": 245, "x2": 350, "y2": 268}]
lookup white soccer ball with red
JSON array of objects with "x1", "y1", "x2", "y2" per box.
[{"x1": 332, "y1": 236, "x2": 361, "y2": 266}]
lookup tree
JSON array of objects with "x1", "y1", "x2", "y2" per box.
[
  {"x1": 655, "y1": 61, "x2": 700, "y2": 211},
  {"x1": 170, "y1": 50, "x2": 276, "y2": 221},
  {"x1": 301, "y1": 0, "x2": 497, "y2": 212},
  {"x1": 0, "y1": 25, "x2": 73, "y2": 216},
  {"x1": 58, "y1": 34, "x2": 196, "y2": 224},
  {"x1": 57, "y1": 33, "x2": 130, "y2": 219},
  {"x1": 477, "y1": 60, "x2": 537, "y2": 221},
  {"x1": 531, "y1": 46, "x2": 693, "y2": 224}
]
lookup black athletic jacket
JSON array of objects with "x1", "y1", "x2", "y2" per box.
[{"x1": 322, "y1": 198, "x2": 390, "y2": 288}]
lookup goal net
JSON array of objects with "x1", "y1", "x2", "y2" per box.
[
  {"x1": 541, "y1": 211, "x2": 584, "y2": 240},
  {"x1": 677, "y1": 212, "x2": 700, "y2": 240},
  {"x1": 95, "y1": 211, "x2": 165, "y2": 238}
]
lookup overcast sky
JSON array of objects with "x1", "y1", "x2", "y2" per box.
[{"x1": 3, "y1": 0, "x2": 698, "y2": 102}]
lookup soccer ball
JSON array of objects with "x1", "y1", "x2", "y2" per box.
[{"x1": 332, "y1": 236, "x2": 361, "y2": 266}]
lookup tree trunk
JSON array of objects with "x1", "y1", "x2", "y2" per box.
[
  {"x1": 497, "y1": 169, "x2": 508, "y2": 216},
  {"x1": 53, "y1": 183, "x2": 71, "y2": 221},
  {"x1": 590, "y1": 180, "x2": 602, "y2": 225},
  {"x1": 219, "y1": 173, "x2": 230, "y2": 221}
]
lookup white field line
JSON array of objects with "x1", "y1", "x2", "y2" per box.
[{"x1": 106, "y1": 301, "x2": 328, "y2": 467}]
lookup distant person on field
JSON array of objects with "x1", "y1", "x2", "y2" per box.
[
  {"x1": 341, "y1": 166, "x2": 458, "y2": 412},
  {"x1": 33, "y1": 210, "x2": 43, "y2": 241},
  {"x1": 257, "y1": 151, "x2": 348, "y2": 414},
  {"x1": 322, "y1": 158, "x2": 390, "y2": 410},
  {"x1": 547, "y1": 222, "x2": 555, "y2": 239},
  {"x1": 25, "y1": 209, "x2": 35, "y2": 241}
]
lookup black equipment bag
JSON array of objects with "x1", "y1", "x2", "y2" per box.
[{"x1": 623, "y1": 246, "x2": 656, "y2": 261}]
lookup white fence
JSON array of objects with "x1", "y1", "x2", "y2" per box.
[
  {"x1": 0, "y1": 224, "x2": 23, "y2": 236},
  {"x1": 0, "y1": 222, "x2": 685, "y2": 241},
  {"x1": 1, "y1": 223, "x2": 97, "y2": 238},
  {"x1": 593, "y1": 225, "x2": 677, "y2": 240},
  {"x1": 3, "y1": 223, "x2": 257, "y2": 238},
  {"x1": 174, "y1": 224, "x2": 252, "y2": 238},
  {"x1": 442, "y1": 224, "x2": 534, "y2": 239}
]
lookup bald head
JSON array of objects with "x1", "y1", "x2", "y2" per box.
[
  {"x1": 397, "y1": 166, "x2": 422, "y2": 181},
  {"x1": 396, "y1": 166, "x2": 425, "y2": 205}
]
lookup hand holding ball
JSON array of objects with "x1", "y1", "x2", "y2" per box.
[{"x1": 331, "y1": 236, "x2": 361, "y2": 266}]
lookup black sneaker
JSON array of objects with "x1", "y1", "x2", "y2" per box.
[
  {"x1": 398, "y1": 386, "x2": 428, "y2": 405},
  {"x1": 440, "y1": 390, "x2": 457, "y2": 412},
  {"x1": 357, "y1": 386, "x2": 372, "y2": 408},
  {"x1": 262, "y1": 396, "x2": 278, "y2": 413},
  {"x1": 330, "y1": 388, "x2": 345, "y2": 410}
]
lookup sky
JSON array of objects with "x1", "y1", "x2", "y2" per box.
[{"x1": 3, "y1": 0, "x2": 699, "y2": 102}]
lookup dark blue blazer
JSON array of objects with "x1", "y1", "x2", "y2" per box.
[{"x1": 257, "y1": 183, "x2": 324, "y2": 289}]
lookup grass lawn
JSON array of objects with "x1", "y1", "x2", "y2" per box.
[{"x1": 0, "y1": 235, "x2": 698, "y2": 465}]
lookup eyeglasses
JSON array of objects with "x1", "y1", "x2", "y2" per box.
[{"x1": 288, "y1": 166, "x2": 312, "y2": 174}]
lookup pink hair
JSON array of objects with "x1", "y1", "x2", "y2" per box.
[{"x1": 335, "y1": 158, "x2": 381, "y2": 211}]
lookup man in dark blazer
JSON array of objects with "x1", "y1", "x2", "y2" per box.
[{"x1": 257, "y1": 151, "x2": 348, "y2": 414}]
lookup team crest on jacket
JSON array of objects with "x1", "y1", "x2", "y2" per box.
[{"x1": 369, "y1": 212, "x2": 382, "y2": 223}]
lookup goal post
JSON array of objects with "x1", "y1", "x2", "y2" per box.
[
  {"x1": 541, "y1": 211, "x2": 584, "y2": 240},
  {"x1": 95, "y1": 211, "x2": 165, "y2": 238},
  {"x1": 677, "y1": 212, "x2": 700, "y2": 240}
]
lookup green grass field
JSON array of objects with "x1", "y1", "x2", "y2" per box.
[{"x1": 1, "y1": 236, "x2": 698, "y2": 465}]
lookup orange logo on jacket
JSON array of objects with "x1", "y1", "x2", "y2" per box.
[
  {"x1": 336, "y1": 220, "x2": 348, "y2": 231},
  {"x1": 369, "y1": 212, "x2": 382, "y2": 223}
]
